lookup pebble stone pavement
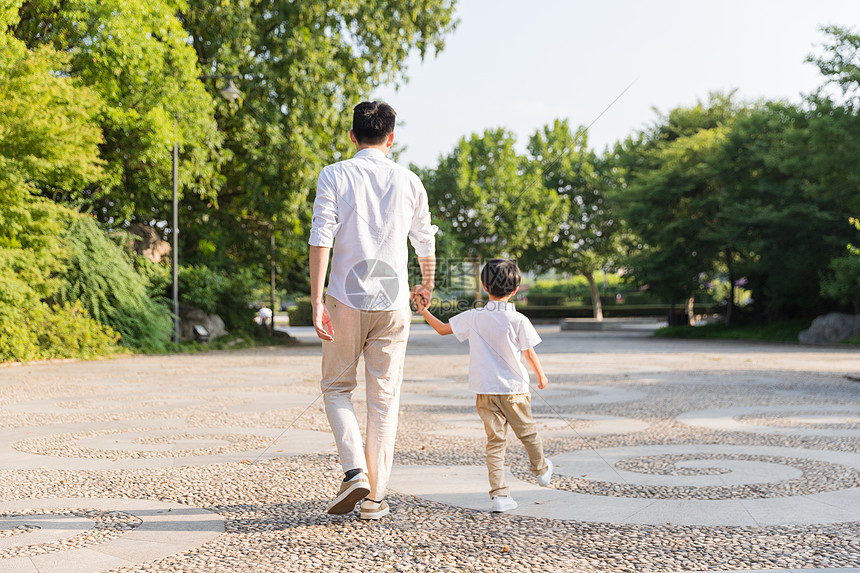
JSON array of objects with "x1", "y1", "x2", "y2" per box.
[{"x1": 0, "y1": 322, "x2": 858, "y2": 573}]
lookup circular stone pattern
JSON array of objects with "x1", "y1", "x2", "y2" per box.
[
  {"x1": 431, "y1": 413, "x2": 649, "y2": 439},
  {"x1": 389, "y1": 445, "x2": 860, "y2": 526},
  {"x1": 14, "y1": 428, "x2": 271, "y2": 459},
  {"x1": 544, "y1": 445, "x2": 860, "y2": 499},
  {"x1": 0, "y1": 422, "x2": 336, "y2": 470},
  {"x1": 677, "y1": 405, "x2": 860, "y2": 438},
  {"x1": 3, "y1": 395, "x2": 215, "y2": 415},
  {"x1": 401, "y1": 384, "x2": 646, "y2": 407},
  {"x1": 0, "y1": 498, "x2": 223, "y2": 572},
  {"x1": 0, "y1": 509, "x2": 140, "y2": 559}
]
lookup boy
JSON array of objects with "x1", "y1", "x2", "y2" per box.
[{"x1": 412, "y1": 259, "x2": 553, "y2": 512}]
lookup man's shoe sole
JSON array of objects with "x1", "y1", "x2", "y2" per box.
[{"x1": 326, "y1": 481, "x2": 370, "y2": 515}]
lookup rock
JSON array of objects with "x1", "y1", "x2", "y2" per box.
[
  {"x1": 798, "y1": 312, "x2": 860, "y2": 344},
  {"x1": 128, "y1": 224, "x2": 171, "y2": 263},
  {"x1": 178, "y1": 304, "x2": 228, "y2": 341}
]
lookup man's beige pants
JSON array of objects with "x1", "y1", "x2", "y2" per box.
[
  {"x1": 321, "y1": 296, "x2": 411, "y2": 501},
  {"x1": 476, "y1": 393, "x2": 548, "y2": 498}
]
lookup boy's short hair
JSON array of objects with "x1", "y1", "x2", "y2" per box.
[
  {"x1": 352, "y1": 101, "x2": 396, "y2": 145},
  {"x1": 481, "y1": 259, "x2": 521, "y2": 297}
]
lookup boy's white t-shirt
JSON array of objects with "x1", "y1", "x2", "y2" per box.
[{"x1": 448, "y1": 300, "x2": 542, "y2": 394}]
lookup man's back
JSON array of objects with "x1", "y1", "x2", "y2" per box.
[{"x1": 310, "y1": 148, "x2": 435, "y2": 310}]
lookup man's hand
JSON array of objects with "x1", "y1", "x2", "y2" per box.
[
  {"x1": 312, "y1": 299, "x2": 335, "y2": 342},
  {"x1": 410, "y1": 284, "x2": 432, "y2": 311}
]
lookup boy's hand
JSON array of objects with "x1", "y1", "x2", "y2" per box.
[
  {"x1": 537, "y1": 374, "x2": 548, "y2": 390},
  {"x1": 411, "y1": 290, "x2": 428, "y2": 312}
]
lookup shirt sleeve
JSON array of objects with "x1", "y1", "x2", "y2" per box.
[
  {"x1": 308, "y1": 167, "x2": 340, "y2": 248},
  {"x1": 408, "y1": 174, "x2": 437, "y2": 257},
  {"x1": 516, "y1": 316, "x2": 542, "y2": 351},
  {"x1": 448, "y1": 310, "x2": 472, "y2": 343}
]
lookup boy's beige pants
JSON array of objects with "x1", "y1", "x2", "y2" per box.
[
  {"x1": 476, "y1": 393, "x2": 548, "y2": 498},
  {"x1": 320, "y1": 296, "x2": 411, "y2": 502}
]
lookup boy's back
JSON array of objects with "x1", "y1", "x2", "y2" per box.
[{"x1": 449, "y1": 301, "x2": 541, "y2": 394}]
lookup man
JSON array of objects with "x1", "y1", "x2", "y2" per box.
[{"x1": 308, "y1": 101, "x2": 436, "y2": 520}]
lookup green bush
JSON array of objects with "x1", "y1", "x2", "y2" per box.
[
  {"x1": 0, "y1": 301, "x2": 119, "y2": 362},
  {"x1": 529, "y1": 274, "x2": 625, "y2": 299},
  {"x1": 52, "y1": 215, "x2": 172, "y2": 352},
  {"x1": 821, "y1": 254, "x2": 860, "y2": 313},
  {"x1": 178, "y1": 265, "x2": 257, "y2": 332},
  {"x1": 287, "y1": 296, "x2": 313, "y2": 326},
  {"x1": 179, "y1": 265, "x2": 225, "y2": 315},
  {"x1": 524, "y1": 293, "x2": 568, "y2": 305}
]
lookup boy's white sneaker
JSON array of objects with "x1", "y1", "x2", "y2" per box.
[
  {"x1": 491, "y1": 495, "x2": 518, "y2": 513},
  {"x1": 537, "y1": 458, "x2": 554, "y2": 487}
]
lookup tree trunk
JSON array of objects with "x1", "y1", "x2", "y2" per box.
[
  {"x1": 584, "y1": 271, "x2": 603, "y2": 321},
  {"x1": 473, "y1": 258, "x2": 483, "y2": 307},
  {"x1": 686, "y1": 296, "x2": 695, "y2": 326},
  {"x1": 268, "y1": 232, "x2": 276, "y2": 336},
  {"x1": 725, "y1": 247, "x2": 735, "y2": 327}
]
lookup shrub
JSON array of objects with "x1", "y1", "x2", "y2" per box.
[
  {"x1": 821, "y1": 254, "x2": 860, "y2": 313},
  {"x1": 178, "y1": 264, "x2": 256, "y2": 332},
  {"x1": 287, "y1": 297, "x2": 313, "y2": 327},
  {"x1": 0, "y1": 301, "x2": 119, "y2": 363},
  {"x1": 52, "y1": 215, "x2": 172, "y2": 352}
]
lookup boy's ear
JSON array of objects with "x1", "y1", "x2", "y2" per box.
[
  {"x1": 481, "y1": 282, "x2": 488, "y2": 293},
  {"x1": 510, "y1": 286, "x2": 519, "y2": 296}
]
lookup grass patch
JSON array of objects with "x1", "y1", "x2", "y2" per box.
[
  {"x1": 653, "y1": 319, "x2": 812, "y2": 343},
  {"x1": 150, "y1": 330, "x2": 297, "y2": 355},
  {"x1": 841, "y1": 332, "x2": 860, "y2": 345}
]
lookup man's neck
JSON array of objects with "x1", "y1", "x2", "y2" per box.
[
  {"x1": 355, "y1": 143, "x2": 390, "y2": 155},
  {"x1": 487, "y1": 295, "x2": 514, "y2": 303}
]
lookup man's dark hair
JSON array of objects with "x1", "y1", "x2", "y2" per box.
[
  {"x1": 352, "y1": 101, "x2": 396, "y2": 145},
  {"x1": 481, "y1": 259, "x2": 522, "y2": 298}
]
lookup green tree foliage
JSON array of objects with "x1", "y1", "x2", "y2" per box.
[
  {"x1": 611, "y1": 88, "x2": 855, "y2": 322},
  {"x1": 611, "y1": 94, "x2": 740, "y2": 314},
  {"x1": 176, "y1": 0, "x2": 457, "y2": 298},
  {"x1": 527, "y1": 120, "x2": 619, "y2": 319},
  {"x1": 0, "y1": 17, "x2": 119, "y2": 362},
  {"x1": 52, "y1": 215, "x2": 173, "y2": 351},
  {"x1": 14, "y1": 0, "x2": 224, "y2": 224},
  {"x1": 821, "y1": 217, "x2": 860, "y2": 313},
  {"x1": 420, "y1": 128, "x2": 567, "y2": 301}
]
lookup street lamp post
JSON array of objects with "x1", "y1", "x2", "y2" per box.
[{"x1": 171, "y1": 75, "x2": 242, "y2": 345}]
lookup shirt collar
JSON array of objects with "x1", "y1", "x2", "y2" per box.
[
  {"x1": 354, "y1": 148, "x2": 388, "y2": 160},
  {"x1": 482, "y1": 300, "x2": 515, "y2": 312}
]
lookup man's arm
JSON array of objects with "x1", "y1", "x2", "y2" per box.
[
  {"x1": 411, "y1": 254, "x2": 436, "y2": 306},
  {"x1": 523, "y1": 348, "x2": 548, "y2": 389},
  {"x1": 309, "y1": 245, "x2": 334, "y2": 341}
]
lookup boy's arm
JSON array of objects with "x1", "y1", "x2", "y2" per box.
[
  {"x1": 522, "y1": 348, "x2": 548, "y2": 389},
  {"x1": 415, "y1": 300, "x2": 453, "y2": 336}
]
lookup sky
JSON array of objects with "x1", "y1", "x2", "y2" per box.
[{"x1": 372, "y1": 0, "x2": 860, "y2": 168}]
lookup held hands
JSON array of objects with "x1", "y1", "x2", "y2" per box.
[{"x1": 410, "y1": 284, "x2": 431, "y2": 312}]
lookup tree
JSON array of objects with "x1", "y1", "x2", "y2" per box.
[
  {"x1": 14, "y1": 0, "x2": 224, "y2": 225},
  {"x1": 611, "y1": 94, "x2": 740, "y2": 322},
  {"x1": 0, "y1": 15, "x2": 118, "y2": 360},
  {"x1": 421, "y1": 128, "x2": 567, "y2": 302},
  {"x1": 526, "y1": 119, "x2": 618, "y2": 319},
  {"x1": 176, "y1": 0, "x2": 458, "y2": 308}
]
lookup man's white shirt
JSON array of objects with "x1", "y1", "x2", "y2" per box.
[
  {"x1": 448, "y1": 301, "x2": 542, "y2": 394},
  {"x1": 309, "y1": 148, "x2": 437, "y2": 311}
]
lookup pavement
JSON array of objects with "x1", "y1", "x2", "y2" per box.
[{"x1": 0, "y1": 323, "x2": 857, "y2": 572}]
